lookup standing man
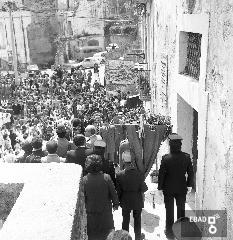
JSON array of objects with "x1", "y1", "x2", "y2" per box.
[
  {"x1": 116, "y1": 150, "x2": 148, "y2": 240},
  {"x1": 158, "y1": 134, "x2": 194, "y2": 239}
]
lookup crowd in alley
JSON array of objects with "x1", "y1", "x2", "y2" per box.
[{"x1": 0, "y1": 64, "x2": 195, "y2": 240}]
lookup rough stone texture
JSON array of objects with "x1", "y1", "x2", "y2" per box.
[
  {"x1": 72, "y1": 0, "x2": 105, "y2": 49},
  {"x1": 146, "y1": 0, "x2": 233, "y2": 238},
  {"x1": 0, "y1": 11, "x2": 31, "y2": 70},
  {"x1": 145, "y1": 0, "x2": 177, "y2": 116},
  {"x1": 23, "y1": 0, "x2": 59, "y2": 66},
  {"x1": 200, "y1": 1, "x2": 233, "y2": 238},
  {"x1": 70, "y1": 178, "x2": 87, "y2": 240},
  {"x1": 0, "y1": 164, "x2": 83, "y2": 240}
]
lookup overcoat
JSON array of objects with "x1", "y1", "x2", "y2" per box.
[
  {"x1": 116, "y1": 166, "x2": 148, "y2": 210},
  {"x1": 158, "y1": 152, "x2": 194, "y2": 194},
  {"x1": 83, "y1": 173, "x2": 119, "y2": 240}
]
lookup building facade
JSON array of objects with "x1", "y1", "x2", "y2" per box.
[
  {"x1": 22, "y1": 0, "x2": 59, "y2": 67},
  {"x1": 0, "y1": 10, "x2": 31, "y2": 71},
  {"x1": 142, "y1": 0, "x2": 233, "y2": 238},
  {"x1": 56, "y1": 0, "x2": 106, "y2": 62}
]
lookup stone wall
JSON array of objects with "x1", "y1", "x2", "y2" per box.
[
  {"x1": 147, "y1": 0, "x2": 233, "y2": 238},
  {"x1": 72, "y1": 0, "x2": 105, "y2": 49},
  {"x1": 145, "y1": 0, "x2": 177, "y2": 115},
  {"x1": 196, "y1": 1, "x2": 233, "y2": 237},
  {"x1": 104, "y1": 0, "x2": 141, "y2": 57},
  {"x1": 0, "y1": 164, "x2": 84, "y2": 240},
  {"x1": 23, "y1": 0, "x2": 59, "y2": 67},
  {"x1": 0, "y1": 11, "x2": 31, "y2": 70}
]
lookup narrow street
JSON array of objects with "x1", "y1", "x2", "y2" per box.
[
  {"x1": 114, "y1": 141, "x2": 195, "y2": 240},
  {"x1": 0, "y1": 0, "x2": 232, "y2": 239},
  {"x1": 113, "y1": 175, "x2": 195, "y2": 240}
]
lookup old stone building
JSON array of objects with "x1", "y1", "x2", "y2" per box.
[
  {"x1": 141, "y1": 0, "x2": 233, "y2": 237},
  {"x1": 71, "y1": 0, "x2": 105, "y2": 52},
  {"x1": 22, "y1": 0, "x2": 59, "y2": 67},
  {"x1": 0, "y1": 1, "x2": 31, "y2": 71},
  {"x1": 0, "y1": 0, "x2": 60, "y2": 68}
]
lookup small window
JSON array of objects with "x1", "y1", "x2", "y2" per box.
[{"x1": 179, "y1": 31, "x2": 202, "y2": 80}]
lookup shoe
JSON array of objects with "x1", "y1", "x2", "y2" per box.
[{"x1": 164, "y1": 229, "x2": 175, "y2": 239}]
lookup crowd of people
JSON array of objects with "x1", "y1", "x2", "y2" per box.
[
  {"x1": 0, "y1": 65, "x2": 148, "y2": 240},
  {"x1": 0, "y1": 63, "x2": 196, "y2": 240},
  {"x1": 0, "y1": 66, "x2": 144, "y2": 162}
]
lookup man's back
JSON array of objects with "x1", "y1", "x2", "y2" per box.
[
  {"x1": 83, "y1": 173, "x2": 117, "y2": 213},
  {"x1": 26, "y1": 150, "x2": 47, "y2": 163},
  {"x1": 116, "y1": 167, "x2": 147, "y2": 210},
  {"x1": 158, "y1": 152, "x2": 194, "y2": 194},
  {"x1": 57, "y1": 137, "x2": 76, "y2": 157},
  {"x1": 66, "y1": 147, "x2": 87, "y2": 168}
]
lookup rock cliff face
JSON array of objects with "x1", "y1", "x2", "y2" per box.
[{"x1": 23, "y1": 0, "x2": 59, "y2": 67}]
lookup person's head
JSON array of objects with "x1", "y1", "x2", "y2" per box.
[
  {"x1": 107, "y1": 230, "x2": 132, "y2": 240},
  {"x1": 85, "y1": 125, "x2": 96, "y2": 137},
  {"x1": 168, "y1": 134, "x2": 183, "y2": 153},
  {"x1": 94, "y1": 115, "x2": 102, "y2": 124},
  {"x1": 73, "y1": 134, "x2": 86, "y2": 147},
  {"x1": 46, "y1": 140, "x2": 58, "y2": 154},
  {"x1": 31, "y1": 137, "x2": 43, "y2": 150},
  {"x1": 85, "y1": 154, "x2": 103, "y2": 174},
  {"x1": 56, "y1": 124, "x2": 66, "y2": 138},
  {"x1": 23, "y1": 132, "x2": 29, "y2": 139},
  {"x1": 72, "y1": 118, "x2": 82, "y2": 127},
  {"x1": 3, "y1": 133, "x2": 8, "y2": 140},
  {"x1": 93, "y1": 140, "x2": 106, "y2": 156},
  {"x1": 21, "y1": 141, "x2": 33, "y2": 154},
  {"x1": 122, "y1": 150, "x2": 132, "y2": 167}
]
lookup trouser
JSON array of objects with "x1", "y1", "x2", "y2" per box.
[
  {"x1": 122, "y1": 208, "x2": 142, "y2": 240},
  {"x1": 163, "y1": 192, "x2": 186, "y2": 232}
]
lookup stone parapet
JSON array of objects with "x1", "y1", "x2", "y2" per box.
[{"x1": 0, "y1": 164, "x2": 85, "y2": 240}]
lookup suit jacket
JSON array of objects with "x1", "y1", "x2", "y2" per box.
[
  {"x1": 83, "y1": 173, "x2": 119, "y2": 214},
  {"x1": 158, "y1": 152, "x2": 194, "y2": 194},
  {"x1": 116, "y1": 166, "x2": 148, "y2": 210},
  {"x1": 25, "y1": 150, "x2": 47, "y2": 163},
  {"x1": 66, "y1": 147, "x2": 93, "y2": 174}
]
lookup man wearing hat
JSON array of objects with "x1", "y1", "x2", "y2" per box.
[
  {"x1": 116, "y1": 150, "x2": 148, "y2": 240},
  {"x1": 158, "y1": 133, "x2": 194, "y2": 239},
  {"x1": 93, "y1": 139, "x2": 116, "y2": 186}
]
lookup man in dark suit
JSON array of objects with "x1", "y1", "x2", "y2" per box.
[
  {"x1": 158, "y1": 133, "x2": 194, "y2": 239},
  {"x1": 116, "y1": 150, "x2": 148, "y2": 240},
  {"x1": 66, "y1": 134, "x2": 92, "y2": 175}
]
